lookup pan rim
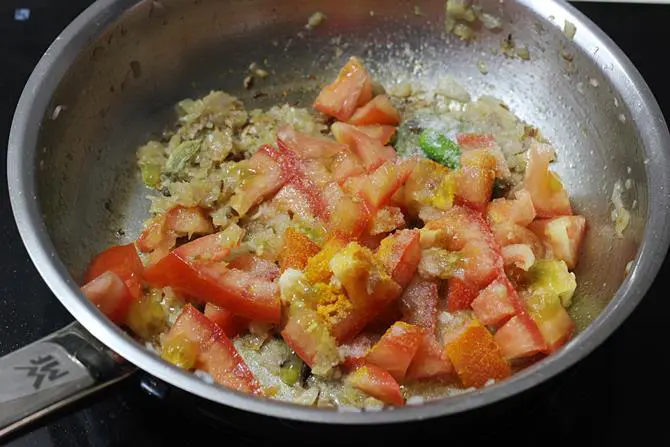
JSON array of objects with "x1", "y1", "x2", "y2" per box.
[{"x1": 7, "y1": 0, "x2": 670, "y2": 424}]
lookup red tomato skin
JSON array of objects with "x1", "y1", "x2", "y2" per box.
[
  {"x1": 84, "y1": 243, "x2": 143, "y2": 299},
  {"x1": 405, "y1": 333, "x2": 454, "y2": 381},
  {"x1": 144, "y1": 253, "x2": 280, "y2": 324},
  {"x1": 204, "y1": 303, "x2": 249, "y2": 338},
  {"x1": 331, "y1": 122, "x2": 396, "y2": 173},
  {"x1": 366, "y1": 322, "x2": 424, "y2": 381},
  {"x1": 262, "y1": 142, "x2": 329, "y2": 220},
  {"x1": 493, "y1": 314, "x2": 547, "y2": 360},
  {"x1": 348, "y1": 95, "x2": 401, "y2": 126},
  {"x1": 345, "y1": 363, "x2": 405, "y2": 406},
  {"x1": 313, "y1": 57, "x2": 371, "y2": 121},
  {"x1": 377, "y1": 229, "x2": 421, "y2": 289},
  {"x1": 277, "y1": 125, "x2": 348, "y2": 159},
  {"x1": 168, "y1": 304, "x2": 260, "y2": 394},
  {"x1": 81, "y1": 271, "x2": 134, "y2": 324},
  {"x1": 446, "y1": 277, "x2": 482, "y2": 312},
  {"x1": 470, "y1": 278, "x2": 516, "y2": 326},
  {"x1": 356, "y1": 125, "x2": 397, "y2": 145}
]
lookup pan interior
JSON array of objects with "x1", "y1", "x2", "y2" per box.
[{"x1": 36, "y1": 0, "x2": 644, "y2": 383}]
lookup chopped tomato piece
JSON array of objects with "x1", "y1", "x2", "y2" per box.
[
  {"x1": 377, "y1": 229, "x2": 422, "y2": 288},
  {"x1": 166, "y1": 206, "x2": 214, "y2": 236},
  {"x1": 523, "y1": 142, "x2": 572, "y2": 217},
  {"x1": 493, "y1": 314, "x2": 547, "y2": 360},
  {"x1": 174, "y1": 225, "x2": 244, "y2": 264},
  {"x1": 405, "y1": 333, "x2": 454, "y2": 381},
  {"x1": 227, "y1": 253, "x2": 280, "y2": 281},
  {"x1": 204, "y1": 303, "x2": 249, "y2": 338},
  {"x1": 359, "y1": 159, "x2": 414, "y2": 211},
  {"x1": 366, "y1": 321, "x2": 424, "y2": 381},
  {"x1": 84, "y1": 243, "x2": 144, "y2": 299},
  {"x1": 444, "y1": 322, "x2": 511, "y2": 388},
  {"x1": 528, "y1": 215, "x2": 586, "y2": 270},
  {"x1": 163, "y1": 304, "x2": 260, "y2": 394},
  {"x1": 199, "y1": 335, "x2": 261, "y2": 394},
  {"x1": 345, "y1": 363, "x2": 405, "y2": 406},
  {"x1": 491, "y1": 222, "x2": 545, "y2": 259},
  {"x1": 302, "y1": 159, "x2": 332, "y2": 187},
  {"x1": 455, "y1": 149, "x2": 497, "y2": 212},
  {"x1": 525, "y1": 292, "x2": 575, "y2": 352},
  {"x1": 331, "y1": 122, "x2": 396, "y2": 172},
  {"x1": 331, "y1": 150, "x2": 365, "y2": 183},
  {"x1": 272, "y1": 184, "x2": 316, "y2": 222},
  {"x1": 137, "y1": 215, "x2": 171, "y2": 253},
  {"x1": 399, "y1": 278, "x2": 439, "y2": 332},
  {"x1": 262, "y1": 142, "x2": 328, "y2": 220},
  {"x1": 502, "y1": 244, "x2": 536, "y2": 271},
  {"x1": 234, "y1": 151, "x2": 284, "y2": 213},
  {"x1": 163, "y1": 304, "x2": 218, "y2": 348},
  {"x1": 425, "y1": 207, "x2": 502, "y2": 297},
  {"x1": 457, "y1": 133, "x2": 511, "y2": 178},
  {"x1": 365, "y1": 301, "x2": 401, "y2": 331},
  {"x1": 322, "y1": 182, "x2": 346, "y2": 217},
  {"x1": 278, "y1": 228, "x2": 321, "y2": 272},
  {"x1": 230, "y1": 149, "x2": 284, "y2": 217},
  {"x1": 144, "y1": 254, "x2": 280, "y2": 323},
  {"x1": 328, "y1": 195, "x2": 370, "y2": 239},
  {"x1": 437, "y1": 310, "x2": 475, "y2": 346},
  {"x1": 341, "y1": 174, "x2": 367, "y2": 196},
  {"x1": 368, "y1": 206, "x2": 406, "y2": 236},
  {"x1": 277, "y1": 125, "x2": 347, "y2": 159},
  {"x1": 358, "y1": 233, "x2": 386, "y2": 251},
  {"x1": 358, "y1": 76, "x2": 373, "y2": 107},
  {"x1": 470, "y1": 278, "x2": 516, "y2": 326},
  {"x1": 486, "y1": 189, "x2": 536, "y2": 227},
  {"x1": 281, "y1": 306, "x2": 340, "y2": 375},
  {"x1": 313, "y1": 57, "x2": 372, "y2": 121},
  {"x1": 81, "y1": 271, "x2": 134, "y2": 324},
  {"x1": 446, "y1": 277, "x2": 481, "y2": 312},
  {"x1": 357, "y1": 125, "x2": 397, "y2": 145},
  {"x1": 403, "y1": 159, "x2": 451, "y2": 218},
  {"x1": 348, "y1": 95, "x2": 401, "y2": 126}
]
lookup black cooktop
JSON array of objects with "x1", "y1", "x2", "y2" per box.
[{"x1": 2, "y1": 1, "x2": 669, "y2": 446}]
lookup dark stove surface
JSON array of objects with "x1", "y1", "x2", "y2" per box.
[{"x1": 2, "y1": 1, "x2": 669, "y2": 446}]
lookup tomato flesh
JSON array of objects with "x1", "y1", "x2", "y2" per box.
[
  {"x1": 84, "y1": 243, "x2": 144, "y2": 299},
  {"x1": 523, "y1": 142, "x2": 572, "y2": 217},
  {"x1": 313, "y1": 57, "x2": 372, "y2": 121},
  {"x1": 470, "y1": 278, "x2": 516, "y2": 326},
  {"x1": 204, "y1": 303, "x2": 249, "y2": 338},
  {"x1": 81, "y1": 271, "x2": 134, "y2": 324},
  {"x1": 528, "y1": 215, "x2": 586, "y2": 270},
  {"x1": 377, "y1": 229, "x2": 421, "y2": 289},
  {"x1": 348, "y1": 95, "x2": 401, "y2": 126},
  {"x1": 366, "y1": 321, "x2": 424, "y2": 381},
  {"x1": 144, "y1": 253, "x2": 280, "y2": 323},
  {"x1": 357, "y1": 125, "x2": 397, "y2": 145},
  {"x1": 331, "y1": 122, "x2": 396, "y2": 172},
  {"x1": 345, "y1": 363, "x2": 404, "y2": 406},
  {"x1": 277, "y1": 125, "x2": 347, "y2": 159},
  {"x1": 164, "y1": 304, "x2": 260, "y2": 394},
  {"x1": 493, "y1": 314, "x2": 547, "y2": 360}
]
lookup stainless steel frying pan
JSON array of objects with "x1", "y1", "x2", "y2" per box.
[{"x1": 4, "y1": 0, "x2": 670, "y2": 437}]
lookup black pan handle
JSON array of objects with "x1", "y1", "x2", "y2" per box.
[{"x1": 0, "y1": 321, "x2": 135, "y2": 438}]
